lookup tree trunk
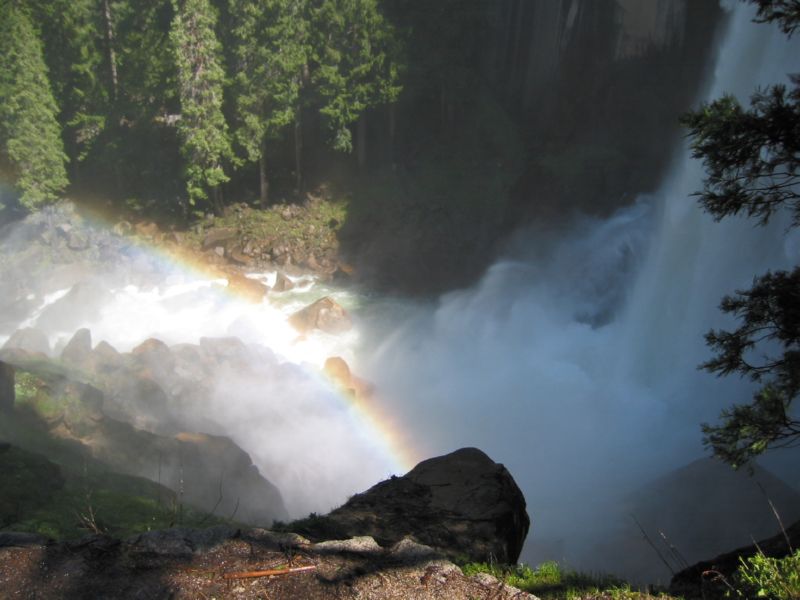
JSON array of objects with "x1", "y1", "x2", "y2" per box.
[
  {"x1": 294, "y1": 114, "x2": 303, "y2": 194},
  {"x1": 212, "y1": 185, "x2": 223, "y2": 215},
  {"x1": 259, "y1": 137, "x2": 269, "y2": 206},
  {"x1": 357, "y1": 114, "x2": 367, "y2": 170},
  {"x1": 102, "y1": 0, "x2": 118, "y2": 100}
]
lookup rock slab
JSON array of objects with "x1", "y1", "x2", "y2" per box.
[{"x1": 294, "y1": 447, "x2": 530, "y2": 563}]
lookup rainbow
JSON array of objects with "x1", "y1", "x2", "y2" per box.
[{"x1": 22, "y1": 201, "x2": 420, "y2": 476}]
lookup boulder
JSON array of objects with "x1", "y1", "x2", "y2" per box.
[
  {"x1": 289, "y1": 296, "x2": 352, "y2": 334},
  {"x1": 2, "y1": 327, "x2": 50, "y2": 355},
  {"x1": 272, "y1": 271, "x2": 295, "y2": 292},
  {"x1": 201, "y1": 227, "x2": 237, "y2": 250},
  {"x1": 292, "y1": 447, "x2": 530, "y2": 563},
  {"x1": 60, "y1": 328, "x2": 92, "y2": 367},
  {"x1": 226, "y1": 272, "x2": 268, "y2": 303},
  {"x1": 324, "y1": 356, "x2": 374, "y2": 401}
]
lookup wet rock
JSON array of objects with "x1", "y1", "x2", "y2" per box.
[
  {"x1": 134, "y1": 221, "x2": 160, "y2": 239},
  {"x1": 3, "y1": 327, "x2": 50, "y2": 355},
  {"x1": 289, "y1": 296, "x2": 352, "y2": 334},
  {"x1": 174, "y1": 432, "x2": 288, "y2": 524},
  {"x1": 60, "y1": 381, "x2": 105, "y2": 429},
  {"x1": 270, "y1": 271, "x2": 292, "y2": 292},
  {"x1": 226, "y1": 272, "x2": 268, "y2": 303},
  {"x1": 61, "y1": 328, "x2": 92, "y2": 367},
  {"x1": 131, "y1": 338, "x2": 175, "y2": 382},
  {"x1": 0, "y1": 361, "x2": 14, "y2": 412},
  {"x1": 201, "y1": 227, "x2": 237, "y2": 250},
  {"x1": 324, "y1": 356, "x2": 373, "y2": 401},
  {"x1": 294, "y1": 448, "x2": 530, "y2": 564},
  {"x1": 227, "y1": 246, "x2": 255, "y2": 267},
  {"x1": 87, "y1": 340, "x2": 125, "y2": 375}
]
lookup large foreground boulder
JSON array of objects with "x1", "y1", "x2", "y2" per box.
[{"x1": 293, "y1": 447, "x2": 530, "y2": 563}]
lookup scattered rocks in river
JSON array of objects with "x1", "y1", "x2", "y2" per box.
[
  {"x1": 226, "y1": 272, "x2": 269, "y2": 303},
  {"x1": 201, "y1": 227, "x2": 238, "y2": 251},
  {"x1": 60, "y1": 328, "x2": 93, "y2": 367},
  {"x1": 289, "y1": 296, "x2": 352, "y2": 335},
  {"x1": 291, "y1": 447, "x2": 530, "y2": 564},
  {"x1": 272, "y1": 271, "x2": 294, "y2": 292},
  {"x1": 324, "y1": 356, "x2": 374, "y2": 401}
]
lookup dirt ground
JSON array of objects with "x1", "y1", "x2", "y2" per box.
[{"x1": 0, "y1": 531, "x2": 536, "y2": 599}]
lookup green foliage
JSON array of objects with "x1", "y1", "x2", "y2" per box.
[
  {"x1": 752, "y1": 0, "x2": 800, "y2": 34},
  {"x1": 0, "y1": 2, "x2": 69, "y2": 208},
  {"x1": 307, "y1": 0, "x2": 402, "y2": 151},
  {"x1": 681, "y1": 82, "x2": 800, "y2": 227},
  {"x1": 683, "y1": 0, "x2": 800, "y2": 467},
  {"x1": 3, "y1": 370, "x2": 228, "y2": 539},
  {"x1": 1, "y1": 446, "x2": 221, "y2": 539},
  {"x1": 170, "y1": 0, "x2": 232, "y2": 206},
  {"x1": 460, "y1": 561, "x2": 670, "y2": 600},
  {"x1": 700, "y1": 267, "x2": 800, "y2": 467},
  {"x1": 228, "y1": 0, "x2": 306, "y2": 161},
  {"x1": 731, "y1": 550, "x2": 800, "y2": 599},
  {"x1": 30, "y1": 0, "x2": 110, "y2": 165}
]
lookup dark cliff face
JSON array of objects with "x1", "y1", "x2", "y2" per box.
[
  {"x1": 340, "y1": 0, "x2": 725, "y2": 295},
  {"x1": 490, "y1": 0, "x2": 725, "y2": 224}
]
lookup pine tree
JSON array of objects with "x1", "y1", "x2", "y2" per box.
[
  {"x1": 30, "y1": 0, "x2": 109, "y2": 171},
  {"x1": 307, "y1": 0, "x2": 401, "y2": 153},
  {"x1": 170, "y1": 0, "x2": 232, "y2": 208},
  {"x1": 683, "y1": 0, "x2": 800, "y2": 468},
  {"x1": 0, "y1": 2, "x2": 69, "y2": 209},
  {"x1": 227, "y1": 0, "x2": 307, "y2": 205}
]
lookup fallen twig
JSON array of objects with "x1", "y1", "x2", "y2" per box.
[{"x1": 223, "y1": 565, "x2": 316, "y2": 580}]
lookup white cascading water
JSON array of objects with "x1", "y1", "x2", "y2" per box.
[{"x1": 355, "y1": 0, "x2": 800, "y2": 576}]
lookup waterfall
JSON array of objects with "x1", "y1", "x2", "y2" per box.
[{"x1": 360, "y1": 1, "x2": 800, "y2": 576}]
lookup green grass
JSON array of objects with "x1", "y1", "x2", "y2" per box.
[
  {"x1": 3, "y1": 368, "x2": 230, "y2": 540},
  {"x1": 461, "y1": 561, "x2": 679, "y2": 600},
  {"x1": 731, "y1": 550, "x2": 800, "y2": 600},
  {"x1": 185, "y1": 197, "x2": 348, "y2": 258}
]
